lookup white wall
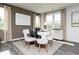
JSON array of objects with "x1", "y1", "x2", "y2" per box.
[{"x1": 66, "y1": 5, "x2": 79, "y2": 42}]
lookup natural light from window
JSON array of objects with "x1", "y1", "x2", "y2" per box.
[
  {"x1": 46, "y1": 14, "x2": 53, "y2": 29},
  {"x1": 0, "y1": 7, "x2": 4, "y2": 30},
  {"x1": 35, "y1": 16, "x2": 40, "y2": 28},
  {"x1": 53, "y1": 12, "x2": 61, "y2": 29},
  {"x1": 54, "y1": 12, "x2": 61, "y2": 23},
  {"x1": 0, "y1": 7, "x2": 4, "y2": 19},
  {"x1": 0, "y1": 50, "x2": 11, "y2": 55},
  {"x1": 46, "y1": 14, "x2": 53, "y2": 22},
  {"x1": 46, "y1": 11, "x2": 61, "y2": 29}
]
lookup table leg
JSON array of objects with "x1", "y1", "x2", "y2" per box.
[
  {"x1": 27, "y1": 42, "x2": 30, "y2": 49},
  {"x1": 39, "y1": 44, "x2": 41, "y2": 52}
]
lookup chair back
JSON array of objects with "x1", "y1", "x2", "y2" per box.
[
  {"x1": 23, "y1": 29, "x2": 29, "y2": 39},
  {"x1": 38, "y1": 32, "x2": 49, "y2": 40}
]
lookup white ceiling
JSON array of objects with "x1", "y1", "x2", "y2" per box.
[{"x1": 8, "y1": 3, "x2": 77, "y2": 13}]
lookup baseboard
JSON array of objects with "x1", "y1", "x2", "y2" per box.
[
  {"x1": 1, "y1": 41, "x2": 6, "y2": 43},
  {"x1": 0, "y1": 37, "x2": 24, "y2": 43},
  {"x1": 12, "y1": 37, "x2": 24, "y2": 41}
]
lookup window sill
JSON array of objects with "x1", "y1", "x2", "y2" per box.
[{"x1": 53, "y1": 29, "x2": 61, "y2": 30}]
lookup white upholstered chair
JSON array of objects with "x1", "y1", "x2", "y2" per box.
[
  {"x1": 37, "y1": 32, "x2": 49, "y2": 52},
  {"x1": 23, "y1": 29, "x2": 36, "y2": 48}
]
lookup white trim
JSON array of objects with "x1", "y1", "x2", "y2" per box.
[
  {"x1": 1, "y1": 41, "x2": 6, "y2": 43},
  {"x1": 1, "y1": 37, "x2": 24, "y2": 43},
  {"x1": 12, "y1": 37, "x2": 24, "y2": 41},
  {"x1": 9, "y1": 6, "x2": 12, "y2": 41}
]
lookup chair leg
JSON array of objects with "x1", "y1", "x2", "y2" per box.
[
  {"x1": 45, "y1": 44, "x2": 48, "y2": 52},
  {"x1": 51, "y1": 40, "x2": 53, "y2": 48},
  {"x1": 24, "y1": 42, "x2": 27, "y2": 47},
  {"x1": 34, "y1": 41, "x2": 36, "y2": 46},
  {"x1": 49, "y1": 40, "x2": 53, "y2": 48},
  {"x1": 52, "y1": 40, "x2": 53, "y2": 45}
]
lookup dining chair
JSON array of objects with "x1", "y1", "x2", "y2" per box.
[
  {"x1": 36, "y1": 32, "x2": 49, "y2": 52},
  {"x1": 22, "y1": 29, "x2": 36, "y2": 48}
]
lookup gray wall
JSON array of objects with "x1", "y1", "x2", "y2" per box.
[
  {"x1": 0, "y1": 3, "x2": 40, "y2": 40},
  {"x1": 11, "y1": 6, "x2": 40, "y2": 39}
]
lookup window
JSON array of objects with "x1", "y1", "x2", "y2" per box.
[
  {"x1": 53, "y1": 11, "x2": 61, "y2": 29},
  {"x1": 46, "y1": 13, "x2": 53, "y2": 28},
  {"x1": 0, "y1": 7, "x2": 4, "y2": 30},
  {"x1": 46, "y1": 11, "x2": 61, "y2": 29},
  {"x1": 35, "y1": 15, "x2": 40, "y2": 28}
]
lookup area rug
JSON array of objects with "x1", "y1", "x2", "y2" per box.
[{"x1": 12, "y1": 40, "x2": 63, "y2": 55}]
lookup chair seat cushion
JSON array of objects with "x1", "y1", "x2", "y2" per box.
[
  {"x1": 25, "y1": 37, "x2": 36, "y2": 42},
  {"x1": 36, "y1": 39, "x2": 48, "y2": 44}
]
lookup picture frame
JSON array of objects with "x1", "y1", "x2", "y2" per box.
[
  {"x1": 15, "y1": 13, "x2": 31, "y2": 26},
  {"x1": 71, "y1": 11, "x2": 79, "y2": 27}
]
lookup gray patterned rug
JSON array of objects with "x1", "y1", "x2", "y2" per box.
[{"x1": 13, "y1": 40, "x2": 63, "y2": 55}]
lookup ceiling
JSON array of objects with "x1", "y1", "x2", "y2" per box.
[{"x1": 8, "y1": 3, "x2": 77, "y2": 13}]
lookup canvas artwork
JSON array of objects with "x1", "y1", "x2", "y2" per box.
[
  {"x1": 71, "y1": 11, "x2": 79, "y2": 27},
  {"x1": 15, "y1": 13, "x2": 31, "y2": 26}
]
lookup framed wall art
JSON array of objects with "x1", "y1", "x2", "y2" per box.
[{"x1": 71, "y1": 11, "x2": 79, "y2": 27}]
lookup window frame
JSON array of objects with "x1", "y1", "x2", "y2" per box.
[
  {"x1": 35, "y1": 15, "x2": 41, "y2": 28},
  {"x1": 45, "y1": 11, "x2": 61, "y2": 29},
  {"x1": 0, "y1": 7, "x2": 4, "y2": 30},
  {"x1": 53, "y1": 11, "x2": 61, "y2": 29}
]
